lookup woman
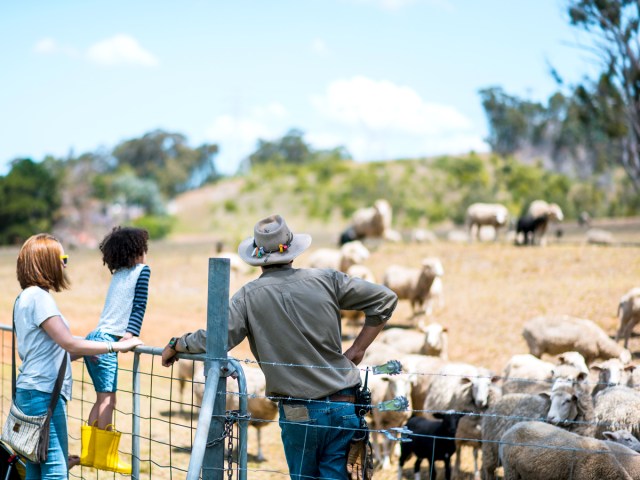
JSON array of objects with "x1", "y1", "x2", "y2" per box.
[{"x1": 14, "y1": 233, "x2": 143, "y2": 479}]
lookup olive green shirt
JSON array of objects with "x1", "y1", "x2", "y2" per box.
[{"x1": 175, "y1": 265, "x2": 397, "y2": 399}]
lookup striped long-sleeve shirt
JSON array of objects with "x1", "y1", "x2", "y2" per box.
[{"x1": 98, "y1": 264, "x2": 150, "y2": 337}]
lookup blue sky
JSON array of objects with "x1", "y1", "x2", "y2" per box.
[{"x1": 0, "y1": 0, "x2": 596, "y2": 176}]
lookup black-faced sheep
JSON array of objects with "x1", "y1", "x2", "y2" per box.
[
  {"x1": 499, "y1": 421, "x2": 640, "y2": 480},
  {"x1": 465, "y1": 203, "x2": 509, "y2": 242},
  {"x1": 307, "y1": 240, "x2": 370, "y2": 272},
  {"x1": 522, "y1": 314, "x2": 632, "y2": 365},
  {"x1": 527, "y1": 199, "x2": 564, "y2": 246},
  {"x1": 377, "y1": 323, "x2": 448, "y2": 360},
  {"x1": 616, "y1": 287, "x2": 640, "y2": 349},
  {"x1": 383, "y1": 258, "x2": 444, "y2": 319},
  {"x1": 398, "y1": 412, "x2": 464, "y2": 480},
  {"x1": 515, "y1": 214, "x2": 549, "y2": 246}
]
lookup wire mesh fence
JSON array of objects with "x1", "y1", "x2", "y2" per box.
[{"x1": 0, "y1": 321, "x2": 638, "y2": 480}]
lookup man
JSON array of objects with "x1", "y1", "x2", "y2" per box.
[{"x1": 162, "y1": 214, "x2": 397, "y2": 479}]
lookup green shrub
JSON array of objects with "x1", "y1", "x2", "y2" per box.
[{"x1": 132, "y1": 215, "x2": 174, "y2": 239}]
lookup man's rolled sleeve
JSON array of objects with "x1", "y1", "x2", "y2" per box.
[
  {"x1": 336, "y1": 272, "x2": 398, "y2": 326},
  {"x1": 176, "y1": 329, "x2": 207, "y2": 353}
]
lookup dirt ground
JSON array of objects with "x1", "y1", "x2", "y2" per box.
[{"x1": 1, "y1": 231, "x2": 639, "y2": 479}]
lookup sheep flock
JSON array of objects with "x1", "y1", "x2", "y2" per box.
[{"x1": 173, "y1": 198, "x2": 640, "y2": 480}]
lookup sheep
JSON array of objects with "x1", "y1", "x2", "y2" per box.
[
  {"x1": 593, "y1": 386, "x2": 640, "y2": 441},
  {"x1": 362, "y1": 343, "x2": 404, "y2": 367},
  {"x1": 424, "y1": 362, "x2": 501, "y2": 414},
  {"x1": 410, "y1": 228, "x2": 438, "y2": 244},
  {"x1": 522, "y1": 314, "x2": 632, "y2": 364},
  {"x1": 545, "y1": 380, "x2": 595, "y2": 437},
  {"x1": 307, "y1": 240, "x2": 370, "y2": 272},
  {"x1": 499, "y1": 420, "x2": 640, "y2": 480},
  {"x1": 351, "y1": 199, "x2": 393, "y2": 239},
  {"x1": 399, "y1": 354, "x2": 446, "y2": 415},
  {"x1": 454, "y1": 414, "x2": 482, "y2": 480},
  {"x1": 377, "y1": 323, "x2": 448, "y2": 360},
  {"x1": 616, "y1": 287, "x2": 640, "y2": 349},
  {"x1": 589, "y1": 358, "x2": 637, "y2": 397},
  {"x1": 383, "y1": 258, "x2": 444, "y2": 319},
  {"x1": 424, "y1": 276, "x2": 444, "y2": 316},
  {"x1": 557, "y1": 350, "x2": 590, "y2": 375},
  {"x1": 338, "y1": 225, "x2": 363, "y2": 246},
  {"x1": 480, "y1": 393, "x2": 552, "y2": 480},
  {"x1": 603, "y1": 430, "x2": 640, "y2": 453},
  {"x1": 366, "y1": 370, "x2": 414, "y2": 470},
  {"x1": 340, "y1": 264, "x2": 377, "y2": 328},
  {"x1": 515, "y1": 214, "x2": 549, "y2": 246},
  {"x1": 398, "y1": 412, "x2": 464, "y2": 480},
  {"x1": 465, "y1": 203, "x2": 509, "y2": 242},
  {"x1": 176, "y1": 361, "x2": 277, "y2": 462},
  {"x1": 225, "y1": 366, "x2": 279, "y2": 462},
  {"x1": 527, "y1": 200, "x2": 564, "y2": 246},
  {"x1": 586, "y1": 228, "x2": 615, "y2": 245},
  {"x1": 501, "y1": 354, "x2": 555, "y2": 395}
]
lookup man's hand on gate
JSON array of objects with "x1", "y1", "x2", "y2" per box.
[{"x1": 161, "y1": 344, "x2": 178, "y2": 367}]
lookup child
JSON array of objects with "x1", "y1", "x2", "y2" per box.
[{"x1": 82, "y1": 226, "x2": 150, "y2": 471}]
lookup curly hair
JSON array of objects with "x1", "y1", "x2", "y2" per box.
[{"x1": 100, "y1": 227, "x2": 149, "y2": 273}]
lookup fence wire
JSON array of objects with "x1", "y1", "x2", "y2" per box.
[{"x1": 0, "y1": 325, "x2": 638, "y2": 480}]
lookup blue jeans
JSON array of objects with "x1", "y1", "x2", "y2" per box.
[
  {"x1": 278, "y1": 396, "x2": 359, "y2": 480},
  {"x1": 15, "y1": 388, "x2": 68, "y2": 480}
]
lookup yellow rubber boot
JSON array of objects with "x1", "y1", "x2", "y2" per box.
[
  {"x1": 91, "y1": 425, "x2": 132, "y2": 475},
  {"x1": 80, "y1": 422, "x2": 97, "y2": 467}
]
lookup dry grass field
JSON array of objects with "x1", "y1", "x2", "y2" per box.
[{"x1": 1, "y1": 223, "x2": 639, "y2": 479}]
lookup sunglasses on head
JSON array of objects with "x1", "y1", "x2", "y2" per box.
[{"x1": 60, "y1": 255, "x2": 69, "y2": 266}]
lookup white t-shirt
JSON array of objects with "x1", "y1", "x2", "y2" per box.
[{"x1": 14, "y1": 286, "x2": 72, "y2": 401}]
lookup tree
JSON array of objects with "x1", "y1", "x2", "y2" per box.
[
  {"x1": 113, "y1": 130, "x2": 219, "y2": 197},
  {"x1": 0, "y1": 158, "x2": 61, "y2": 244},
  {"x1": 567, "y1": 0, "x2": 640, "y2": 192}
]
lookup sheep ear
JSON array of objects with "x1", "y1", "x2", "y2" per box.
[
  {"x1": 442, "y1": 326, "x2": 449, "y2": 333},
  {"x1": 491, "y1": 376, "x2": 500, "y2": 384},
  {"x1": 590, "y1": 364, "x2": 603, "y2": 371},
  {"x1": 460, "y1": 377, "x2": 473, "y2": 385},
  {"x1": 603, "y1": 431, "x2": 614, "y2": 440},
  {"x1": 539, "y1": 392, "x2": 551, "y2": 400},
  {"x1": 577, "y1": 372, "x2": 588, "y2": 382},
  {"x1": 624, "y1": 365, "x2": 637, "y2": 372}
]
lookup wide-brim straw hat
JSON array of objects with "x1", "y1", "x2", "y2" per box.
[{"x1": 238, "y1": 214, "x2": 312, "y2": 266}]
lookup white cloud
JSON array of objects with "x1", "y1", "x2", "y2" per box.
[
  {"x1": 34, "y1": 38, "x2": 57, "y2": 54},
  {"x1": 204, "y1": 103, "x2": 290, "y2": 174},
  {"x1": 86, "y1": 34, "x2": 158, "y2": 67},
  {"x1": 310, "y1": 76, "x2": 487, "y2": 160},
  {"x1": 311, "y1": 38, "x2": 329, "y2": 56}
]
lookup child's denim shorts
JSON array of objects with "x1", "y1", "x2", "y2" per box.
[{"x1": 84, "y1": 330, "x2": 120, "y2": 393}]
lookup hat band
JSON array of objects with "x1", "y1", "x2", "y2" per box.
[{"x1": 252, "y1": 232, "x2": 293, "y2": 258}]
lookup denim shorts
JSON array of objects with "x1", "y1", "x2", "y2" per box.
[
  {"x1": 15, "y1": 388, "x2": 68, "y2": 480},
  {"x1": 278, "y1": 389, "x2": 360, "y2": 480},
  {"x1": 84, "y1": 330, "x2": 120, "y2": 393}
]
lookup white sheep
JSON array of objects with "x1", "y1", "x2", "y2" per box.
[
  {"x1": 307, "y1": 240, "x2": 370, "y2": 272},
  {"x1": 377, "y1": 323, "x2": 448, "y2": 360},
  {"x1": 399, "y1": 353, "x2": 445, "y2": 416},
  {"x1": 424, "y1": 362, "x2": 501, "y2": 414},
  {"x1": 526, "y1": 199, "x2": 564, "y2": 246},
  {"x1": 616, "y1": 287, "x2": 640, "y2": 349},
  {"x1": 382, "y1": 257, "x2": 444, "y2": 319},
  {"x1": 499, "y1": 421, "x2": 640, "y2": 480},
  {"x1": 351, "y1": 199, "x2": 392, "y2": 239},
  {"x1": 365, "y1": 369, "x2": 413, "y2": 470},
  {"x1": 589, "y1": 358, "x2": 637, "y2": 397},
  {"x1": 465, "y1": 203, "x2": 509, "y2": 242},
  {"x1": 410, "y1": 228, "x2": 438, "y2": 244},
  {"x1": 454, "y1": 414, "x2": 482, "y2": 480},
  {"x1": 481, "y1": 393, "x2": 552, "y2": 480},
  {"x1": 522, "y1": 314, "x2": 632, "y2": 364},
  {"x1": 545, "y1": 380, "x2": 595, "y2": 437},
  {"x1": 501, "y1": 354, "x2": 555, "y2": 395},
  {"x1": 593, "y1": 385, "x2": 640, "y2": 441},
  {"x1": 586, "y1": 228, "x2": 615, "y2": 245}
]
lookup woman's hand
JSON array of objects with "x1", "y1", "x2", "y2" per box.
[{"x1": 116, "y1": 337, "x2": 143, "y2": 353}]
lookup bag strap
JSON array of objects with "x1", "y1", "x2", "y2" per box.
[{"x1": 12, "y1": 295, "x2": 68, "y2": 416}]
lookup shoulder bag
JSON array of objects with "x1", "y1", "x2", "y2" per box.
[{"x1": 1, "y1": 297, "x2": 67, "y2": 464}]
